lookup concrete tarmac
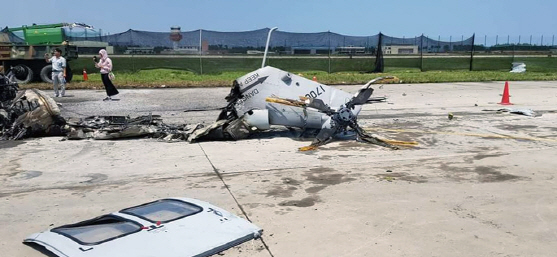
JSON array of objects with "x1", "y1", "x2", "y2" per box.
[{"x1": 1, "y1": 81, "x2": 557, "y2": 257}]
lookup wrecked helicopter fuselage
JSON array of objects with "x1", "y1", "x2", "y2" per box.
[{"x1": 191, "y1": 66, "x2": 398, "y2": 149}]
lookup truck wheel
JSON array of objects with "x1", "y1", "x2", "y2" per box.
[
  {"x1": 40, "y1": 65, "x2": 53, "y2": 84},
  {"x1": 41, "y1": 64, "x2": 73, "y2": 83},
  {"x1": 13, "y1": 64, "x2": 33, "y2": 84}
]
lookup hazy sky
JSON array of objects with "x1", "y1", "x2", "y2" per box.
[{"x1": 4, "y1": 0, "x2": 556, "y2": 40}]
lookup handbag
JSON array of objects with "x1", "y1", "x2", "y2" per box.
[{"x1": 108, "y1": 72, "x2": 115, "y2": 80}]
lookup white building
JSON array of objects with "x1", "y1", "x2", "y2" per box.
[{"x1": 382, "y1": 45, "x2": 419, "y2": 54}]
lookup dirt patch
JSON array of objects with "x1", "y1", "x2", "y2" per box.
[
  {"x1": 439, "y1": 164, "x2": 524, "y2": 183},
  {"x1": 82, "y1": 173, "x2": 108, "y2": 184},
  {"x1": 18, "y1": 170, "x2": 43, "y2": 180},
  {"x1": 420, "y1": 136, "x2": 439, "y2": 146},
  {"x1": 475, "y1": 166, "x2": 523, "y2": 183},
  {"x1": 321, "y1": 141, "x2": 378, "y2": 151},
  {"x1": 266, "y1": 186, "x2": 298, "y2": 198},
  {"x1": 244, "y1": 203, "x2": 275, "y2": 209},
  {"x1": 278, "y1": 196, "x2": 320, "y2": 207},
  {"x1": 318, "y1": 155, "x2": 332, "y2": 160},
  {"x1": 282, "y1": 177, "x2": 302, "y2": 186},
  {"x1": 544, "y1": 127, "x2": 557, "y2": 131},
  {"x1": 389, "y1": 121, "x2": 424, "y2": 128},
  {"x1": 475, "y1": 146, "x2": 500, "y2": 152},
  {"x1": 0, "y1": 140, "x2": 26, "y2": 149},
  {"x1": 305, "y1": 186, "x2": 327, "y2": 194},
  {"x1": 375, "y1": 172, "x2": 428, "y2": 183},
  {"x1": 496, "y1": 124, "x2": 538, "y2": 131},
  {"x1": 304, "y1": 168, "x2": 356, "y2": 186},
  {"x1": 473, "y1": 153, "x2": 509, "y2": 160}
]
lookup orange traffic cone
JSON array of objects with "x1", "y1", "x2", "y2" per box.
[
  {"x1": 498, "y1": 81, "x2": 512, "y2": 105},
  {"x1": 312, "y1": 76, "x2": 317, "y2": 81},
  {"x1": 83, "y1": 68, "x2": 88, "y2": 81}
]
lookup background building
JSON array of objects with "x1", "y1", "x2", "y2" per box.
[{"x1": 382, "y1": 45, "x2": 419, "y2": 54}]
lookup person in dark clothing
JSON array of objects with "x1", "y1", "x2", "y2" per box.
[{"x1": 94, "y1": 49, "x2": 119, "y2": 101}]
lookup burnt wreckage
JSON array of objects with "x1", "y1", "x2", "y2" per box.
[
  {"x1": 0, "y1": 67, "x2": 66, "y2": 140},
  {"x1": 0, "y1": 67, "x2": 196, "y2": 141},
  {"x1": 0, "y1": 66, "x2": 401, "y2": 149}
]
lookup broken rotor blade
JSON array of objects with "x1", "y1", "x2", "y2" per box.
[
  {"x1": 300, "y1": 116, "x2": 337, "y2": 151},
  {"x1": 349, "y1": 121, "x2": 399, "y2": 150},
  {"x1": 362, "y1": 76, "x2": 399, "y2": 88},
  {"x1": 348, "y1": 76, "x2": 398, "y2": 107},
  {"x1": 349, "y1": 87, "x2": 374, "y2": 106}
]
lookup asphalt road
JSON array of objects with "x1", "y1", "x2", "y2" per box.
[{"x1": 1, "y1": 81, "x2": 557, "y2": 257}]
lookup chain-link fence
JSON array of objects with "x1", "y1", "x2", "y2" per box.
[{"x1": 60, "y1": 28, "x2": 556, "y2": 74}]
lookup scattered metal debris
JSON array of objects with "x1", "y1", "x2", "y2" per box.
[
  {"x1": 482, "y1": 108, "x2": 538, "y2": 117},
  {"x1": 510, "y1": 62, "x2": 526, "y2": 73},
  {"x1": 65, "y1": 115, "x2": 201, "y2": 141},
  {"x1": 498, "y1": 108, "x2": 536, "y2": 117}
]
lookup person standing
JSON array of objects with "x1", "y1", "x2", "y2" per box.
[
  {"x1": 94, "y1": 49, "x2": 119, "y2": 101},
  {"x1": 44, "y1": 48, "x2": 66, "y2": 97}
]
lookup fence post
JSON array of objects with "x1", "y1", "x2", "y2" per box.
[
  {"x1": 469, "y1": 33, "x2": 475, "y2": 71},
  {"x1": 373, "y1": 32, "x2": 384, "y2": 73},
  {"x1": 199, "y1": 29, "x2": 203, "y2": 75},
  {"x1": 130, "y1": 30, "x2": 135, "y2": 72},
  {"x1": 420, "y1": 34, "x2": 424, "y2": 72},
  {"x1": 328, "y1": 31, "x2": 331, "y2": 74}
]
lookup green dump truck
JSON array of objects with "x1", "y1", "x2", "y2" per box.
[{"x1": 0, "y1": 23, "x2": 79, "y2": 83}]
